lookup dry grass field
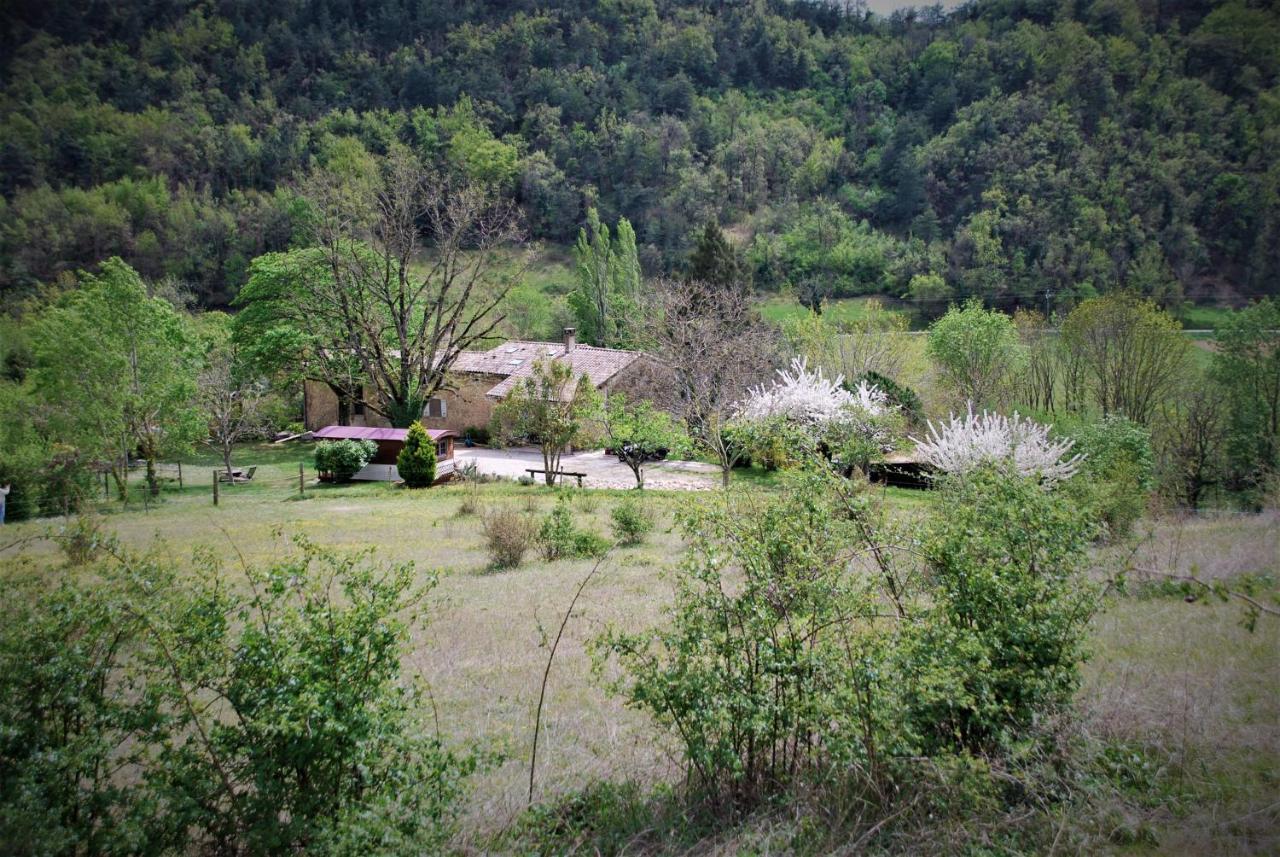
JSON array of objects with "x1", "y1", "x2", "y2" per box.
[{"x1": 3, "y1": 445, "x2": 1276, "y2": 853}]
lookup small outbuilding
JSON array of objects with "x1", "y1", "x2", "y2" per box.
[{"x1": 312, "y1": 425, "x2": 457, "y2": 482}]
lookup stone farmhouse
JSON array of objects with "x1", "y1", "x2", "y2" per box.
[{"x1": 302, "y1": 328, "x2": 647, "y2": 434}]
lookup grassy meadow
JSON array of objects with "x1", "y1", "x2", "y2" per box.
[{"x1": 4, "y1": 443, "x2": 1276, "y2": 853}]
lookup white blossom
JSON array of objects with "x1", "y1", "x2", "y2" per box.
[
  {"x1": 737, "y1": 358, "x2": 887, "y2": 426},
  {"x1": 912, "y1": 405, "x2": 1083, "y2": 485},
  {"x1": 735, "y1": 358, "x2": 898, "y2": 454}
]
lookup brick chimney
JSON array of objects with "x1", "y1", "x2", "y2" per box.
[{"x1": 563, "y1": 326, "x2": 577, "y2": 352}]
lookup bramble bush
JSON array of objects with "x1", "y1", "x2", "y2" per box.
[
  {"x1": 0, "y1": 534, "x2": 473, "y2": 855},
  {"x1": 482, "y1": 506, "x2": 538, "y2": 569},
  {"x1": 314, "y1": 438, "x2": 377, "y2": 482}
]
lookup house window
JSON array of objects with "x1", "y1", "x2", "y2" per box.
[
  {"x1": 436, "y1": 439, "x2": 450, "y2": 458},
  {"x1": 424, "y1": 397, "x2": 447, "y2": 418}
]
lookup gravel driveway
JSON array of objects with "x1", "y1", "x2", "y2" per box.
[{"x1": 454, "y1": 446, "x2": 720, "y2": 490}]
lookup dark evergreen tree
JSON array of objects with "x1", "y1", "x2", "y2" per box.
[{"x1": 686, "y1": 221, "x2": 741, "y2": 292}]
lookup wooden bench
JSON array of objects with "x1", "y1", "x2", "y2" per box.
[{"x1": 526, "y1": 468, "x2": 587, "y2": 487}]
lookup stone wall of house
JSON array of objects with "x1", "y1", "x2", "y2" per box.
[
  {"x1": 303, "y1": 380, "x2": 390, "y2": 430},
  {"x1": 303, "y1": 380, "x2": 340, "y2": 431},
  {"x1": 420, "y1": 375, "x2": 501, "y2": 434}
]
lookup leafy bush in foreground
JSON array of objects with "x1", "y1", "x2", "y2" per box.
[
  {"x1": 0, "y1": 535, "x2": 471, "y2": 855},
  {"x1": 596, "y1": 462, "x2": 1096, "y2": 808}
]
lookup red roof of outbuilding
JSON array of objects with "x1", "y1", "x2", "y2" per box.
[{"x1": 313, "y1": 426, "x2": 456, "y2": 442}]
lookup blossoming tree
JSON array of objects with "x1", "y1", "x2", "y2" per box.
[
  {"x1": 734, "y1": 358, "x2": 899, "y2": 470},
  {"x1": 913, "y1": 407, "x2": 1084, "y2": 485}
]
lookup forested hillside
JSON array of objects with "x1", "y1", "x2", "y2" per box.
[{"x1": 2, "y1": 0, "x2": 1278, "y2": 310}]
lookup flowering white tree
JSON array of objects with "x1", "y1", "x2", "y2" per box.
[
  {"x1": 735, "y1": 358, "x2": 898, "y2": 466},
  {"x1": 913, "y1": 406, "x2": 1084, "y2": 485}
]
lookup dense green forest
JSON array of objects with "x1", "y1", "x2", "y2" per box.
[{"x1": 2, "y1": 0, "x2": 1278, "y2": 311}]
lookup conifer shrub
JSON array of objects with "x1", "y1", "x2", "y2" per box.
[{"x1": 397, "y1": 421, "x2": 437, "y2": 488}]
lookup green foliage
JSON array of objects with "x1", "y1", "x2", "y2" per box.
[
  {"x1": 1062, "y1": 414, "x2": 1154, "y2": 537},
  {"x1": 926, "y1": 298, "x2": 1024, "y2": 407},
  {"x1": 397, "y1": 421, "x2": 437, "y2": 488},
  {"x1": 913, "y1": 468, "x2": 1097, "y2": 753},
  {"x1": 2, "y1": 0, "x2": 1279, "y2": 306},
  {"x1": 27, "y1": 257, "x2": 203, "y2": 501},
  {"x1": 1060, "y1": 293, "x2": 1191, "y2": 425},
  {"x1": 685, "y1": 221, "x2": 741, "y2": 291},
  {"x1": 314, "y1": 439, "x2": 376, "y2": 482},
  {"x1": 1212, "y1": 299, "x2": 1280, "y2": 500},
  {"x1": 597, "y1": 461, "x2": 1098, "y2": 807},
  {"x1": 537, "y1": 496, "x2": 608, "y2": 561},
  {"x1": 0, "y1": 537, "x2": 472, "y2": 855},
  {"x1": 603, "y1": 394, "x2": 687, "y2": 488},
  {"x1": 857, "y1": 371, "x2": 923, "y2": 428},
  {"x1": 569, "y1": 209, "x2": 642, "y2": 348},
  {"x1": 595, "y1": 468, "x2": 888, "y2": 803},
  {"x1": 491, "y1": 357, "x2": 602, "y2": 486},
  {"x1": 610, "y1": 496, "x2": 654, "y2": 546}
]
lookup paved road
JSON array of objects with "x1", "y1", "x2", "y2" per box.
[{"x1": 454, "y1": 446, "x2": 720, "y2": 490}]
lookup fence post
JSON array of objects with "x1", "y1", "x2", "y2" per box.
[
  {"x1": 298, "y1": 462, "x2": 305, "y2": 496},
  {"x1": 103, "y1": 471, "x2": 110, "y2": 498},
  {"x1": 212, "y1": 470, "x2": 219, "y2": 506},
  {"x1": 177, "y1": 461, "x2": 183, "y2": 489}
]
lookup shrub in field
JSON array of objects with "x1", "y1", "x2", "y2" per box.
[
  {"x1": 610, "y1": 496, "x2": 654, "y2": 546},
  {"x1": 0, "y1": 537, "x2": 473, "y2": 855},
  {"x1": 538, "y1": 496, "x2": 609, "y2": 561},
  {"x1": 397, "y1": 421, "x2": 437, "y2": 487},
  {"x1": 483, "y1": 507, "x2": 538, "y2": 569},
  {"x1": 314, "y1": 438, "x2": 377, "y2": 482},
  {"x1": 909, "y1": 468, "x2": 1096, "y2": 753},
  {"x1": 595, "y1": 467, "x2": 905, "y2": 804}
]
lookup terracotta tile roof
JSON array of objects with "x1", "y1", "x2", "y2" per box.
[
  {"x1": 484, "y1": 345, "x2": 641, "y2": 399},
  {"x1": 444, "y1": 339, "x2": 642, "y2": 400}
]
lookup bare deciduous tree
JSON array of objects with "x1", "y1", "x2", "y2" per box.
[
  {"x1": 198, "y1": 335, "x2": 273, "y2": 477},
  {"x1": 642, "y1": 278, "x2": 778, "y2": 488},
  {"x1": 303, "y1": 148, "x2": 525, "y2": 426}
]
